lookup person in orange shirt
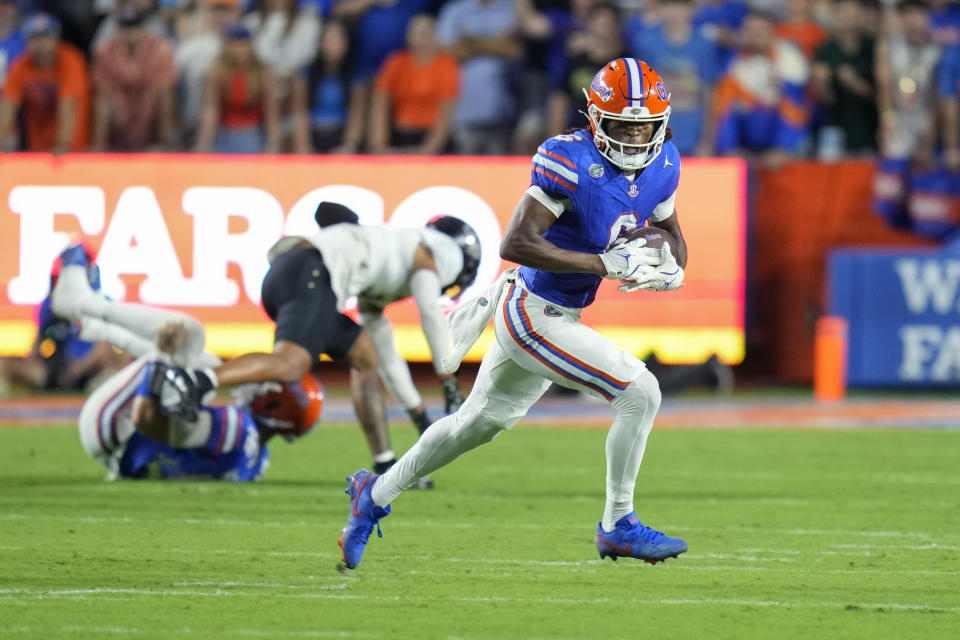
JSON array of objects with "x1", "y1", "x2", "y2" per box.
[
  {"x1": 0, "y1": 13, "x2": 89, "y2": 154},
  {"x1": 367, "y1": 14, "x2": 459, "y2": 155},
  {"x1": 774, "y1": 0, "x2": 829, "y2": 61}
]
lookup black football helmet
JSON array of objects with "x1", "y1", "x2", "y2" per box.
[
  {"x1": 314, "y1": 201, "x2": 360, "y2": 228},
  {"x1": 426, "y1": 216, "x2": 481, "y2": 299}
]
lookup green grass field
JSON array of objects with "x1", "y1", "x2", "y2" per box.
[{"x1": 1, "y1": 422, "x2": 958, "y2": 639}]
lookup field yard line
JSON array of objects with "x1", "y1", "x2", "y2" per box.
[
  {"x1": 0, "y1": 625, "x2": 365, "y2": 638},
  {"x1": 1, "y1": 588, "x2": 957, "y2": 613}
]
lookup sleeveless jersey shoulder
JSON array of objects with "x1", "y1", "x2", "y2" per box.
[{"x1": 531, "y1": 132, "x2": 595, "y2": 201}]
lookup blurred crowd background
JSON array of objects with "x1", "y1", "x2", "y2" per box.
[
  {"x1": 0, "y1": 0, "x2": 956, "y2": 167},
  {"x1": 1, "y1": 0, "x2": 958, "y2": 395}
]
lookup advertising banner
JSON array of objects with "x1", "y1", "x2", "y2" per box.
[
  {"x1": 830, "y1": 247, "x2": 960, "y2": 385},
  {"x1": 1, "y1": 154, "x2": 745, "y2": 364}
]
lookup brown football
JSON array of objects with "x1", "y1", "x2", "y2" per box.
[{"x1": 619, "y1": 225, "x2": 669, "y2": 249}]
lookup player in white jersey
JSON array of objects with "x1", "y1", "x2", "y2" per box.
[
  {"x1": 313, "y1": 203, "x2": 471, "y2": 442},
  {"x1": 52, "y1": 245, "x2": 322, "y2": 481},
  {"x1": 169, "y1": 211, "x2": 482, "y2": 476},
  {"x1": 339, "y1": 58, "x2": 691, "y2": 569}
]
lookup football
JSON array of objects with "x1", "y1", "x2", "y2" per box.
[{"x1": 619, "y1": 225, "x2": 669, "y2": 249}]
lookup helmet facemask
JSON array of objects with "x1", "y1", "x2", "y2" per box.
[{"x1": 586, "y1": 97, "x2": 671, "y2": 171}]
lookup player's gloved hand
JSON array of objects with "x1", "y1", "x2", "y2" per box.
[
  {"x1": 154, "y1": 366, "x2": 219, "y2": 419},
  {"x1": 619, "y1": 243, "x2": 685, "y2": 292},
  {"x1": 600, "y1": 237, "x2": 661, "y2": 281},
  {"x1": 441, "y1": 374, "x2": 464, "y2": 414}
]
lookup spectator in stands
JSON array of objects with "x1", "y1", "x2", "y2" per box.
[
  {"x1": 175, "y1": 0, "x2": 244, "y2": 147},
  {"x1": 940, "y1": 43, "x2": 960, "y2": 171},
  {"x1": 366, "y1": 14, "x2": 458, "y2": 155},
  {"x1": 91, "y1": 4, "x2": 178, "y2": 151},
  {"x1": 711, "y1": 11, "x2": 810, "y2": 164},
  {"x1": 0, "y1": 0, "x2": 24, "y2": 87},
  {"x1": 194, "y1": 22, "x2": 281, "y2": 153},
  {"x1": 246, "y1": 0, "x2": 319, "y2": 79},
  {"x1": 811, "y1": 0, "x2": 877, "y2": 157},
  {"x1": 873, "y1": 0, "x2": 947, "y2": 234},
  {"x1": 437, "y1": 0, "x2": 523, "y2": 155},
  {"x1": 547, "y1": 2, "x2": 625, "y2": 137},
  {"x1": 930, "y1": 0, "x2": 960, "y2": 47},
  {"x1": 331, "y1": 0, "x2": 431, "y2": 85},
  {"x1": 0, "y1": 13, "x2": 89, "y2": 153},
  {"x1": 245, "y1": 0, "x2": 320, "y2": 151},
  {"x1": 327, "y1": 0, "x2": 432, "y2": 152},
  {"x1": 91, "y1": 0, "x2": 169, "y2": 51},
  {"x1": 775, "y1": 0, "x2": 828, "y2": 61},
  {"x1": 693, "y1": 0, "x2": 748, "y2": 71},
  {"x1": 628, "y1": 0, "x2": 720, "y2": 156},
  {"x1": 292, "y1": 18, "x2": 356, "y2": 152},
  {"x1": 876, "y1": 0, "x2": 939, "y2": 166}
]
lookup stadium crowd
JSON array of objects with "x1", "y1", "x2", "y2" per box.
[{"x1": 1, "y1": 0, "x2": 959, "y2": 235}]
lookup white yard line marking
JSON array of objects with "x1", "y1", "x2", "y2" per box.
[
  {"x1": 0, "y1": 588, "x2": 956, "y2": 613},
  {"x1": 0, "y1": 626, "x2": 365, "y2": 638}
]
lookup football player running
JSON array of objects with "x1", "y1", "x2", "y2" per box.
[
  {"x1": 167, "y1": 211, "x2": 481, "y2": 479},
  {"x1": 51, "y1": 245, "x2": 323, "y2": 481},
  {"x1": 339, "y1": 58, "x2": 690, "y2": 569}
]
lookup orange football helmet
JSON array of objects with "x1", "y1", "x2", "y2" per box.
[
  {"x1": 584, "y1": 58, "x2": 671, "y2": 170},
  {"x1": 244, "y1": 373, "x2": 324, "y2": 441}
]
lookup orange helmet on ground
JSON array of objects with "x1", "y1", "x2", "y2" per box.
[
  {"x1": 242, "y1": 373, "x2": 324, "y2": 441},
  {"x1": 584, "y1": 58, "x2": 671, "y2": 170}
]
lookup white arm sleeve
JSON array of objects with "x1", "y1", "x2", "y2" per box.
[
  {"x1": 649, "y1": 190, "x2": 676, "y2": 222},
  {"x1": 409, "y1": 268, "x2": 454, "y2": 376},
  {"x1": 358, "y1": 310, "x2": 423, "y2": 410},
  {"x1": 526, "y1": 185, "x2": 569, "y2": 218}
]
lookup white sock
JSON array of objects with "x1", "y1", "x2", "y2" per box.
[
  {"x1": 78, "y1": 316, "x2": 155, "y2": 358},
  {"x1": 370, "y1": 405, "x2": 501, "y2": 507},
  {"x1": 601, "y1": 373, "x2": 660, "y2": 532},
  {"x1": 91, "y1": 301, "x2": 211, "y2": 366}
]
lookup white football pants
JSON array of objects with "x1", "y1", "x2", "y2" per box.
[{"x1": 372, "y1": 279, "x2": 661, "y2": 531}]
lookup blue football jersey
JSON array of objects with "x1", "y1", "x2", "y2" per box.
[
  {"x1": 118, "y1": 404, "x2": 269, "y2": 482},
  {"x1": 521, "y1": 130, "x2": 681, "y2": 308}
]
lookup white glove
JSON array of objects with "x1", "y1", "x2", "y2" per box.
[
  {"x1": 619, "y1": 243, "x2": 685, "y2": 292},
  {"x1": 599, "y1": 237, "x2": 661, "y2": 281}
]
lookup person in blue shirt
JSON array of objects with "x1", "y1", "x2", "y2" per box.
[
  {"x1": 50, "y1": 244, "x2": 323, "y2": 481},
  {"x1": 338, "y1": 57, "x2": 690, "y2": 570},
  {"x1": 628, "y1": 0, "x2": 720, "y2": 156},
  {"x1": 940, "y1": 43, "x2": 960, "y2": 172},
  {"x1": 0, "y1": 0, "x2": 25, "y2": 88}
]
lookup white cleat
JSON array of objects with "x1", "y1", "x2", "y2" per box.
[{"x1": 51, "y1": 265, "x2": 100, "y2": 320}]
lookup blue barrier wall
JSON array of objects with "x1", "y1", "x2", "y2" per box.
[{"x1": 830, "y1": 246, "x2": 960, "y2": 386}]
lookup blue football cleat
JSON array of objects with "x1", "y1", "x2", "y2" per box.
[
  {"x1": 338, "y1": 469, "x2": 390, "y2": 570},
  {"x1": 59, "y1": 243, "x2": 90, "y2": 268},
  {"x1": 596, "y1": 512, "x2": 687, "y2": 564}
]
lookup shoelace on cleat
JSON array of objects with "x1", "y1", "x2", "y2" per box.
[{"x1": 623, "y1": 523, "x2": 667, "y2": 544}]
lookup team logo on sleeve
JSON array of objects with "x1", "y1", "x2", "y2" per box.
[
  {"x1": 589, "y1": 164, "x2": 605, "y2": 178},
  {"x1": 628, "y1": 184, "x2": 640, "y2": 198}
]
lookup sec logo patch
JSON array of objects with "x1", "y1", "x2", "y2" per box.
[{"x1": 628, "y1": 184, "x2": 639, "y2": 198}]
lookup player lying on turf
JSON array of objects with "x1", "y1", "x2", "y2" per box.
[
  {"x1": 313, "y1": 202, "x2": 472, "y2": 451},
  {"x1": 339, "y1": 58, "x2": 690, "y2": 568},
  {"x1": 164, "y1": 211, "x2": 482, "y2": 482},
  {"x1": 51, "y1": 245, "x2": 322, "y2": 481}
]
